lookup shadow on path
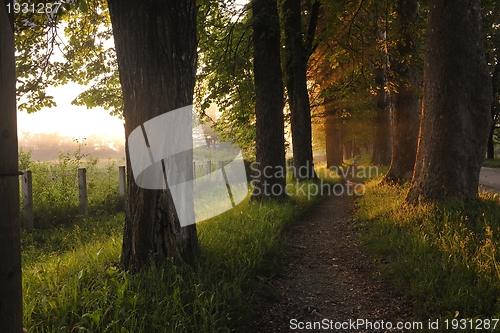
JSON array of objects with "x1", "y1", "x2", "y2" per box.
[{"x1": 252, "y1": 194, "x2": 413, "y2": 333}]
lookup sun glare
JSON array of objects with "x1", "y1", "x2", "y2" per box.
[{"x1": 17, "y1": 83, "x2": 125, "y2": 144}]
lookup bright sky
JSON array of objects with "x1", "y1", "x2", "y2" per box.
[
  {"x1": 17, "y1": 1, "x2": 250, "y2": 145},
  {"x1": 17, "y1": 82, "x2": 125, "y2": 142}
]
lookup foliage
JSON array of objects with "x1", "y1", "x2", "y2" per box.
[
  {"x1": 356, "y1": 181, "x2": 500, "y2": 322},
  {"x1": 21, "y1": 172, "x2": 325, "y2": 332},
  {"x1": 309, "y1": 0, "x2": 426, "y2": 150},
  {"x1": 15, "y1": 0, "x2": 121, "y2": 115},
  {"x1": 62, "y1": 0, "x2": 122, "y2": 115},
  {"x1": 483, "y1": 0, "x2": 500, "y2": 131},
  {"x1": 309, "y1": 0, "x2": 384, "y2": 148},
  {"x1": 17, "y1": 0, "x2": 259, "y2": 157},
  {"x1": 196, "y1": 0, "x2": 256, "y2": 157}
]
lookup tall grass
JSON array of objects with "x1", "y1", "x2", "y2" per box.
[
  {"x1": 356, "y1": 181, "x2": 500, "y2": 327},
  {"x1": 19, "y1": 146, "x2": 124, "y2": 228},
  {"x1": 22, "y1": 174, "x2": 328, "y2": 332}
]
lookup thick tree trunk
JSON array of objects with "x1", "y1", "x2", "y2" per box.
[
  {"x1": 283, "y1": 0, "x2": 319, "y2": 180},
  {"x1": 251, "y1": 0, "x2": 287, "y2": 199},
  {"x1": 324, "y1": 107, "x2": 343, "y2": 168},
  {"x1": 108, "y1": 0, "x2": 199, "y2": 270},
  {"x1": 0, "y1": 1, "x2": 23, "y2": 331},
  {"x1": 382, "y1": 0, "x2": 420, "y2": 184},
  {"x1": 406, "y1": 0, "x2": 492, "y2": 203}
]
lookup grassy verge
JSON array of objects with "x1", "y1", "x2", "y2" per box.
[
  {"x1": 23, "y1": 179, "x2": 328, "y2": 332},
  {"x1": 483, "y1": 159, "x2": 500, "y2": 168},
  {"x1": 356, "y1": 181, "x2": 500, "y2": 329}
]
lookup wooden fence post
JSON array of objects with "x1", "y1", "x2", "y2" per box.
[
  {"x1": 21, "y1": 170, "x2": 33, "y2": 232},
  {"x1": 78, "y1": 168, "x2": 88, "y2": 215}
]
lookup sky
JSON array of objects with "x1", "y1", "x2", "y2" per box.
[{"x1": 17, "y1": 82, "x2": 125, "y2": 144}]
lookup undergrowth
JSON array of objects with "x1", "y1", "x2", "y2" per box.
[
  {"x1": 19, "y1": 146, "x2": 124, "y2": 229},
  {"x1": 356, "y1": 181, "x2": 500, "y2": 331}
]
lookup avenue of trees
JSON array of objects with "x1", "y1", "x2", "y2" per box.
[{"x1": 1, "y1": 0, "x2": 499, "y2": 331}]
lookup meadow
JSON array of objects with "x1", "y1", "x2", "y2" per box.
[{"x1": 18, "y1": 146, "x2": 124, "y2": 229}]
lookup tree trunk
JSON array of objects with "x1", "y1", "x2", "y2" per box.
[
  {"x1": 371, "y1": 64, "x2": 392, "y2": 166},
  {"x1": 487, "y1": 125, "x2": 495, "y2": 159},
  {"x1": 107, "y1": 0, "x2": 199, "y2": 270},
  {"x1": 382, "y1": 0, "x2": 421, "y2": 184},
  {"x1": 251, "y1": 0, "x2": 288, "y2": 199},
  {"x1": 324, "y1": 106, "x2": 343, "y2": 168},
  {"x1": 406, "y1": 0, "x2": 492, "y2": 203},
  {"x1": 283, "y1": 0, "x2": 319, "y2": 180},
  {"x1": 0, "y1": 1, "x2": 23, "y2": 331},
  {"x1": 371, "y1": 22, "x2": 392, "y2": 166}
]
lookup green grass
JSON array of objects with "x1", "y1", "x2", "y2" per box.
[
  {"x1": 356, "y1": 181, "x2": 500, "y2": 330},
  {"x1": 22, "y1": 178, "x2": 327, "y2": 332},
  {"x1": 19, "y1": 147, "x2": 124, "y2": 229},
  {"x1": 483, "y1": 158, "x2": 500, "y2": 168}
]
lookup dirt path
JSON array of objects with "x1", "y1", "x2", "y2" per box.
[{"x1": 252, "y1": 194, "x2": 413, "y2": 332}]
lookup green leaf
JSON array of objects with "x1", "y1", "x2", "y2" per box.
[{"x1": 79, "y1": 0, "x2": 88, "y2": 13}]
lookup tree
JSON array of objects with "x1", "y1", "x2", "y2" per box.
[
  {"x1": 483, "y1": 0, "x2": 500, "y2": 160},
  {"x1": 406, "y1": 0, "x2": 492, "y2": 203},
  {"x1": 0, "y1": 0, "x2": 23, "y2": 331},
  {"x1": 309, "y1": 0, "x2": 394, "y2": 167},
  {"x1": 370, "y1": 11, "x2": 392, "y2": 166},
  {"x1": 251, "y1": 0, "x2": 287, "y2": 199},
  {"x1": 196, "y1": 1, "x2": 256, "y2": 156},
  {"x1": 283, "y1": 0, "x2": 320, "y2": 179},
  {"x1": 324, "y1": 103, "x2": 343, "y2": 167},
  {"x1": 382, "y1": 0, "x2": 421, "y2": 184},
  {"x1": 13, "y1": 0, "x2": 112, "y2": 114},
  {"x1": 107, "y1": 0, "x2": 199, "y2": 270}
]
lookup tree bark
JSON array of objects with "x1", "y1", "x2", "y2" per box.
[
  {"x1": 251, "y1": 0, "x2": 288, "y2": 199},
  {"x1": 107, "y1": 0, "x2": 199, "y2": 270},
  {"x1": 382, "y1": 0, "x2": 421, "y2": 184},
  {"x1": 283, "y1": 0, "x2": 320, "y2": 180},
  {"x1": 406, "y1": 0, "x2": 492, "y2": 203},
  {"x1": 0, "y1": 1, "x2": 23, "y2": 331}
]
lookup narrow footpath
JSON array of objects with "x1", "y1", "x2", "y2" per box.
[
  {"x1": 480, "y1": 167, "x2": 500, "y2": 195},
  {"x1": 253, "y1": 194, "x2": 413, "y2": 333}
]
